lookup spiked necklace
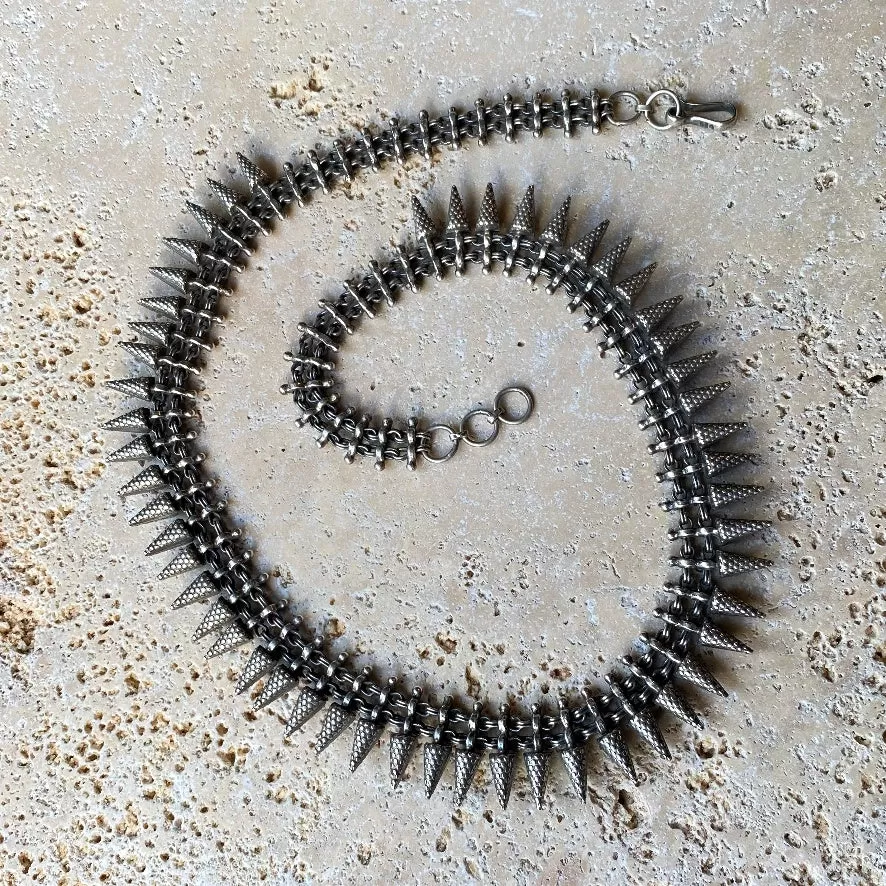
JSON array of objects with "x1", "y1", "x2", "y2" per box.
[{"x1": 104, "y1": 86, "x2": 770, "y2": 810}]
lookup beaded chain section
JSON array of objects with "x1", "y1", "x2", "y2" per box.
[{"x1": 103, "y1": 87, "x2": 770, "y2": 809}]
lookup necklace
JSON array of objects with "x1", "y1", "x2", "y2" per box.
[{"x1": 103, "y1": 86, "x2": 769, "y2": 810}]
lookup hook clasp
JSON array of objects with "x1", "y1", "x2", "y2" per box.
[{"x1": 672, "y1": 98, "x2": 738, "y2": 131}]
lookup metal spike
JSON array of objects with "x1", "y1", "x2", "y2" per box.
[
  {"x1": 172, "y1": 572, "x2": 218, "y2": 609},
  {"x1": 475, "y1": 183, "x2": 499, "y2": 231},
  {"x1": 236, "y1": 645, "x2": 276, "y2": 694},
  {"x1": 163, "y1": 237, "x2": 206, "y2": 266},
  {"x1": 667, "y1": 351, "x2": 718, "y2": 385},
  {"x1": 129, "y1": 493, "x2": 178, "y2": 525},
  {"x1": 650, "y1": 321, "x2": 699, "y2": 356},
  {"x1": 488, "y1": 752, "x2": 516, "y2": 809},
  {"x1": 599, "y1": 728, "x2": 636, "y2": 780},
  {"x1": 145, "y1": 519, "x2": 192, "y2": 556},
  {"x1": 119, "y1": 465, "x2": 166, "y2": 498},
  {"x1": 568, "y1": 220, "x2": 609, "y2": 265},
  {"x1": 207, "y1": 179, "x2": 249, "y2": 217},
  {"x1": 614, "y1": 261, "x2": 656, "y2": 303},
  {"x1": 710, "y1": 482, "x2": 766, "y2": 508},
  {"x1": 157, "y1": 546, "x2": 202, "y2": 580},
  {"x1": 540, "y1": 196, "x2": 570, "y2": 245},
  {"x1": 704, "y1": 450, "x2": 758, "y2": 476},
  {"x1": 206, "y1": 620, "x2": 250, "y2": 657},
  {"x1": 695, "y1": 422, "x2": 748, "y2": 449},
  {"x1": 629, "y1": 708, "x2": 671, "y2": 759},
  {"x1": 129, "y1": 321, "x2": 171, "y2": 345},
  {"x1": 710, "y1": 590, "x2": 764, "y2": 618},
  {"x1": 591, "y1": 237, "x2": 631, "y2": 281},
  {"x1": 350, "y1": 718, "x2": 383, "y2": 772},
  {"x1": 700, "y1": 620, "x2": 752, "y2": 654},
  {"x1": 390, "y1": 733, "x2": 416, "y2": 787},
  {"x1": 101, "y1": 408, "x2": 151, "y2": 434},
  {"x1": 509, "y1": 185, "x2": 535, "y2": 234},
  {"x1": 254, "y1": 666, "x2": 298, "y2": 711},
  {"x1": 445, "y1": 186, "x2": 469, "y2": 233},
  {"x1": 523, "y1": 750, "x2": 549, "y2": 809},
  {"x1": 107, "y1": 435, "x2": 154, "y2": 463},
  {"x1": 237, "y1": 153, "x2": 267, "y2": 190},
  {"x1": 560, "y1": 746, "x2": 587, "y2": 802},
  {"x1": 655, "y1": 685, "x2": 703, "y2": 728},
  {"x1": 424, "y1": 743, "x2": 451, "y2": 799},
  {"x1": 411, "y1": 196, "x2": 437, "y2": 242},
  {"x1": 285, "y1": 688, "x2": 325, "y2": 736},
  {"x1": 119, "y1": 340, "x2": 160, "y2": 369},
  {"x1": 140, "y1": 295, "x2": 182, "y2": 320},
  {"x1": 680, "y1": 382, "x2": 731, "y2": 415},
  {"x1": 187, "y1": 201, "x2": 224, "y2": 236},
  {"x1": 105, "y1": 377, "x2": 156, "y2": 400},
  {"x1": 636, "y1": 295, "x2": 684, "y2": 332},
  {"x1": 452, "y1": 748, "x2": 482, "y2": 806},
  {"x1": 315, "y1": 704, "x2": 355, "y2": 754},
  {"x1": 677, "y1": 655, "x2": 729, "y2": 697},
  {"x1": 149, "y1": 266, "x2": 193, "y2": 294},
  {"x1": 193, "y1": 598, "x2": 236, "y2": 641},
  {"x1": 716, "y1": 518, "x2": 771, "y2": 544},
  {"x1": 717, "y1": 550, "x2": 771, "y2": 576}
]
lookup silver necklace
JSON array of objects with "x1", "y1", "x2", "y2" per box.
[{"x1": 103, "y1": 86, "x2": 770, "y2": 810}]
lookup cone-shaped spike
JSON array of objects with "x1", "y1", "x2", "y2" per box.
[
  {"x1": 101, "y1": 408, "x2": 151, "y2": 434},
  {"x1": 390, "y1": 733, "x2": 415, "y2": 787},
  {"x1": 157, "y1": 546, "x2": 202, "y2": 580},
  {"x1": 350, "y1": 718, "x2": 383, "y2": 771},
  {"x1": 187, "y1": 201, "x2": 223, "y2": 235},
  {"x1": 509, "y1": 185, "x2": 535, "y2": 234},
  {"x1": 193, "y1": 598, "x2": 236, "y2": 641},
  {"x1": 614, "y1": 261, "x2": 656, "y2": 303},
  {"x1": 254, "y1": 666, "x2": 298, "y2": 710},
  {"x1": 539, "y1": 196, "x2": 570, "y2": 245},
  {"x1": 629, "y1": 709, "x2": 671, "y2": 759},
  {"x1": 140, "y1": 295, "x2": 182, "y2": 320},
  {"x1": 237, "y1": 153, "x2": 268, "y2": 191},
  {"x1": 119, "y1": 340, "x2": 160, "y2": 369},
  {"x1": 667, "y1": 351, "x2": 718, "y2": 385},
  {"x1": 106, "y1": 376, "x2": 156, "y2": 401},
  {"x1": 206, "y1": 620, "x2": 250, "y2": 657},
  {"x1": 523, "y1": 750, "x2": 549, "y2": 809},
  {"x1": 145, "y1": 519, "x2": 192, "y2": 556},
  {"x1": 716, "y1": 518, "x2": 771, "y2": 544},
  {"x1": 424, "y1": 743, "x2": 451, "y2": 798},
  {"x1": 677, "y1": 655, "x2": 728, "y2": 697},
  {"x1": 717, "y1": 550, "x2": 771, "y2": 576},
  {"x1": 710, "y1": 590, "x2": 764, "y2": 618},
  {"x1": 285, "y1": 688, "x2": 325, "y2": 736},
  {"x1": 704, "y1": 450, "x2": 758, "y2": 476},
  {"x1": 700, "y1": 620, "x2": 752, "y2": 654},
  {"x1": 445, "y1": 186, "x2": 469, "y2": 233},
  {"x1": 315, "y1": 704, "x2": 355, "y2": 754},
  {"x1": 599, "y1": 728, "x2": 636, "y2": 780},
  {"x1": 591, "y1": 237, "x2": 631, "y2": 281},
  {"x1": 475, "y1": 183, "x2": 499, "y2": 232},
  {"x1": 119, "y1": 465, "x2": 166, "y2": 498},
  {"x1": 129, "y1": 493, "x2": 178, "y2": 526},
  {"x1": 207, "y1": 179, "x2": 241, "y2": 212},
  {"x1": 411, "y1": 196, "x2": 437, "y2": 242},
  {"x1": 695, "y1": 422, "x2": 748, "y2": 449},
  {"x1": 560, "y1": 746, "x2": 587, "y2": 802},
  {"x1": 680, "y1": 382, "x2": 731, "y2": 415},
  {"x1": 172, "y1": 572, "x2": 218, "y2": 609},
  {"x1": 710, "y1": 482, "x2": 766, "y2": 509},
  {"x1": 129, "y1": 321, "x2": 171, "y2": 345},
  {"x1": 107, "y1": 435, "x2": 154, "y2": 463},
  {"x1": 149, "y1": 266, "x2": 193, "y2": 294},
  {"x1": 650, "y1": 321, "x2": 699, "y2": 356},
  {"x1": 489, "y1": 752, "x2": 516, "y2": 809},
  {"x1": 636, "y1": 295, "x2": 684, "y2": 332},
  {"x1": 163, "y1": 237, "x2": 206, "y2": 266},
  {"x1": 453, "y1": 748, "x2": 482, "y2": 806},
  {"x1": 656, "y1": 685, "x2": 703, "y2": 728},
  {"x1": 568, "y1": 220, "x2": 609, "y2": 265},
  {"x1": 236, "y1": 645, "x2": 276, "y2": 694}
]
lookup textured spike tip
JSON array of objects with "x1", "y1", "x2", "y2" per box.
[
  {"x1": 236, "y1": 645, "x2": 276, "y2": 694},
  {"x1": 145, "y1": 519, "x2": 192, "y2": 556},
  {"x1": 172, "y1": 572, "x2": 218, "y2": 609},
  {"x1": 390, "y1": 733, "x2": 415, "y2": 787},
  {"x1": 568, "y1": 219, "x2": 609, "y2": 265},
  {"x1": 285, "y1": 689, "x2": 325, "y2": 736},
  {"x1": 315, "y1": 704, "x2": 355, "y2": 754},
  {"x1": 509, "y1": 185, "x2": 535, "y2": 234},
  {"x1": 452, "y1": 749, "x2": 482, "y2": 806},
  {"x1": 560, "y1": 746, "x2": 587, "y2": 802},
  {"x1": 523, "y1": 750, "x2": 549, "y2": 809},
  {"x1": 591, "y1": 238, "x2": 631, "y2": 281},
  {"x1": 254, "y1": 666, "x2": 298, "y2": 711},
  {"x1": 445, "y1": 186, "x2": 469, "y2": 233},
  {"x1": 489, "y1": 752, "x2": 516, "y2": 810},
  {"x1": 475, "y1": 183, "x2": 499, "y2": 231},
  {"x1": 539, "y1": 196, "x2": 570, "y2": 245},
  {"x1": 206, "y1": 621, "x2": 250, "y2": 657},
  {"x1": 350, "y1": 719, "x2": 383, "y2": 772},
  {"x1": 615, "y1": 261, "x2": 655, "y2": 303},
  {"x1": 411, "y1": 196, "x2": 437, "y2": 242},
  {"x1": 424, "y1": 743, "x2": 451, "y2": 799}
]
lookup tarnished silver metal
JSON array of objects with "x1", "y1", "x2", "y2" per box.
[{"x1": 104, "y1": 86, "x2": 767, "y2": 813}]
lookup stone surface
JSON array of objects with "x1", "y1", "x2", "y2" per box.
[{"x1": 1, "y1": 2, "x2": 884, "y2": 884}]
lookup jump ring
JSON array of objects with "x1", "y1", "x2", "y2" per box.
[
  {"x1": 602, "y1": 91, "x2": 642, "y2": 126},
  {"x1": 641, "y1": 89, "x2": 682, "y2": 131},
  {"x1": 420, "y1": 425, "x2": 460, "y2": 463},
  {"x1": 494, "y1": 386, "x2": 534, "y2": 425},
  {"x1": 459, "y1": 409, "x2": 500, "y2": 447}
]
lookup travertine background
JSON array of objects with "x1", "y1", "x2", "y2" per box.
[{"x1": 1, "y1": 1, "x2": 883, "y2": 884}]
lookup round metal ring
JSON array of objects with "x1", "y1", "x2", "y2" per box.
[
  {"x1": 602, "y1": 90, "x2": 642, "y2": 126},
  {"x1": 420, "y1": 424, "x2": 460, "y2": 463},
  {"x1": 459, "y1": 409, "x2": 500, "y2": 447},
  {"x1": 494, "y1": 386, "x2": 534, "y2": 425},
  {"x1": 640, "y1": 89, "x2": 682, "y2": 131}
]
